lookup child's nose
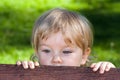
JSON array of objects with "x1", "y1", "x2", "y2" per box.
[{"x1": 51, "y1": 55, "x2": 63, "y2": 64}]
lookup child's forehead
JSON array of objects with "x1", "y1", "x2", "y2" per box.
[{"x1": 39, "y1": 32, "x2": 78, "y2": 47}]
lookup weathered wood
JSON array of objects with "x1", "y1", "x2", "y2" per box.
[{"x1": 0, "y1": 64, "x2": 120, "y2": 80}]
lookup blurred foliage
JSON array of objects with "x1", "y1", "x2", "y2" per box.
[{"x1": 0, "y1": 0, "x2": 120, "y2": 67}]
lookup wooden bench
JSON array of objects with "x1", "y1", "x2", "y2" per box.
[{"x1": 0, "y1": 64, "x2": 120, "y2": 80}]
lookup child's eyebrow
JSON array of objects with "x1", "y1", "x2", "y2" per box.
[
  {"x1": 39, "y1": 44, "x2": 49, "y2": 47},
  {"x1": 39, "y1": 43, "x2": 73, "y2": 48}
]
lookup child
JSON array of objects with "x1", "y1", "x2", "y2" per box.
[{"x1": 17, "y1": 8, "x2": 115, "y2": 74}]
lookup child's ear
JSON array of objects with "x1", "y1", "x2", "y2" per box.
[
  {"x1": 81, "y1": 48, "x2": 91, "y2": 65},
  {"x1": 34, "y1": 49, "x2": 38, "y2": 56},
  {"x1": 34, "y1": 49, "x2": 39, "y2": 60}
]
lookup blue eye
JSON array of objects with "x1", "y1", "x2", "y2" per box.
[
  {"x1": 42, "y1": 50, "x2": 50, "y2": 53},
  {"x1": 63, "y1": 51, "x2": 72, "y2": 54}
]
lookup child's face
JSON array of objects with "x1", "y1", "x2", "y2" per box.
[{"x1": 37, "y1": 32, "x2": 90, "y2": 67}]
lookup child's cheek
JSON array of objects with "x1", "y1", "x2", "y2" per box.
[{"x1": 39, "y1": 54, "x2": 52, "y2": 65}]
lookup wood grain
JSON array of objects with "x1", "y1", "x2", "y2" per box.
[{"x1": 0, "y1": 64, "x2": 120, "y2": 80}]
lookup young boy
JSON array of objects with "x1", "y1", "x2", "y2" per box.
[{"x1": 17, "y1": 8, "x2": 115, "y2": 74}]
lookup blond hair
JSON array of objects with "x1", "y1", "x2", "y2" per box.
[{"x1": 32, "y1": 8, "x2": 93, "y2": 53}]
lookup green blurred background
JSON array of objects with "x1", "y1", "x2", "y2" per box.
[{"x1": 0, "y1": 0, "x2": 120, "y2": 67}]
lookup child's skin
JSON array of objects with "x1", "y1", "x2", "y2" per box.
[{"x1": 17, "y1": 8, "x2": 115, "y2": 74}]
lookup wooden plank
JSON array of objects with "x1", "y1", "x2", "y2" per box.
[{"x1": 0, "y1": 64, "x2": 120, "y2": 80}]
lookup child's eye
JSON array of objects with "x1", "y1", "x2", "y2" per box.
[
  {"x1": 63, "y1": 51, "x2": 72, "y2": 54},
  {"x1": 42, "y1": 49, "x2": 50, "y2": 53}
]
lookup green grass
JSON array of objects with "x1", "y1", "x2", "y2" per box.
[
  {"x1": 91, "y1": 46, "x2": 120, "y2": 67},
  {"x1": 0, "y1": 46, "x2": 33, "y2": 64}
]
